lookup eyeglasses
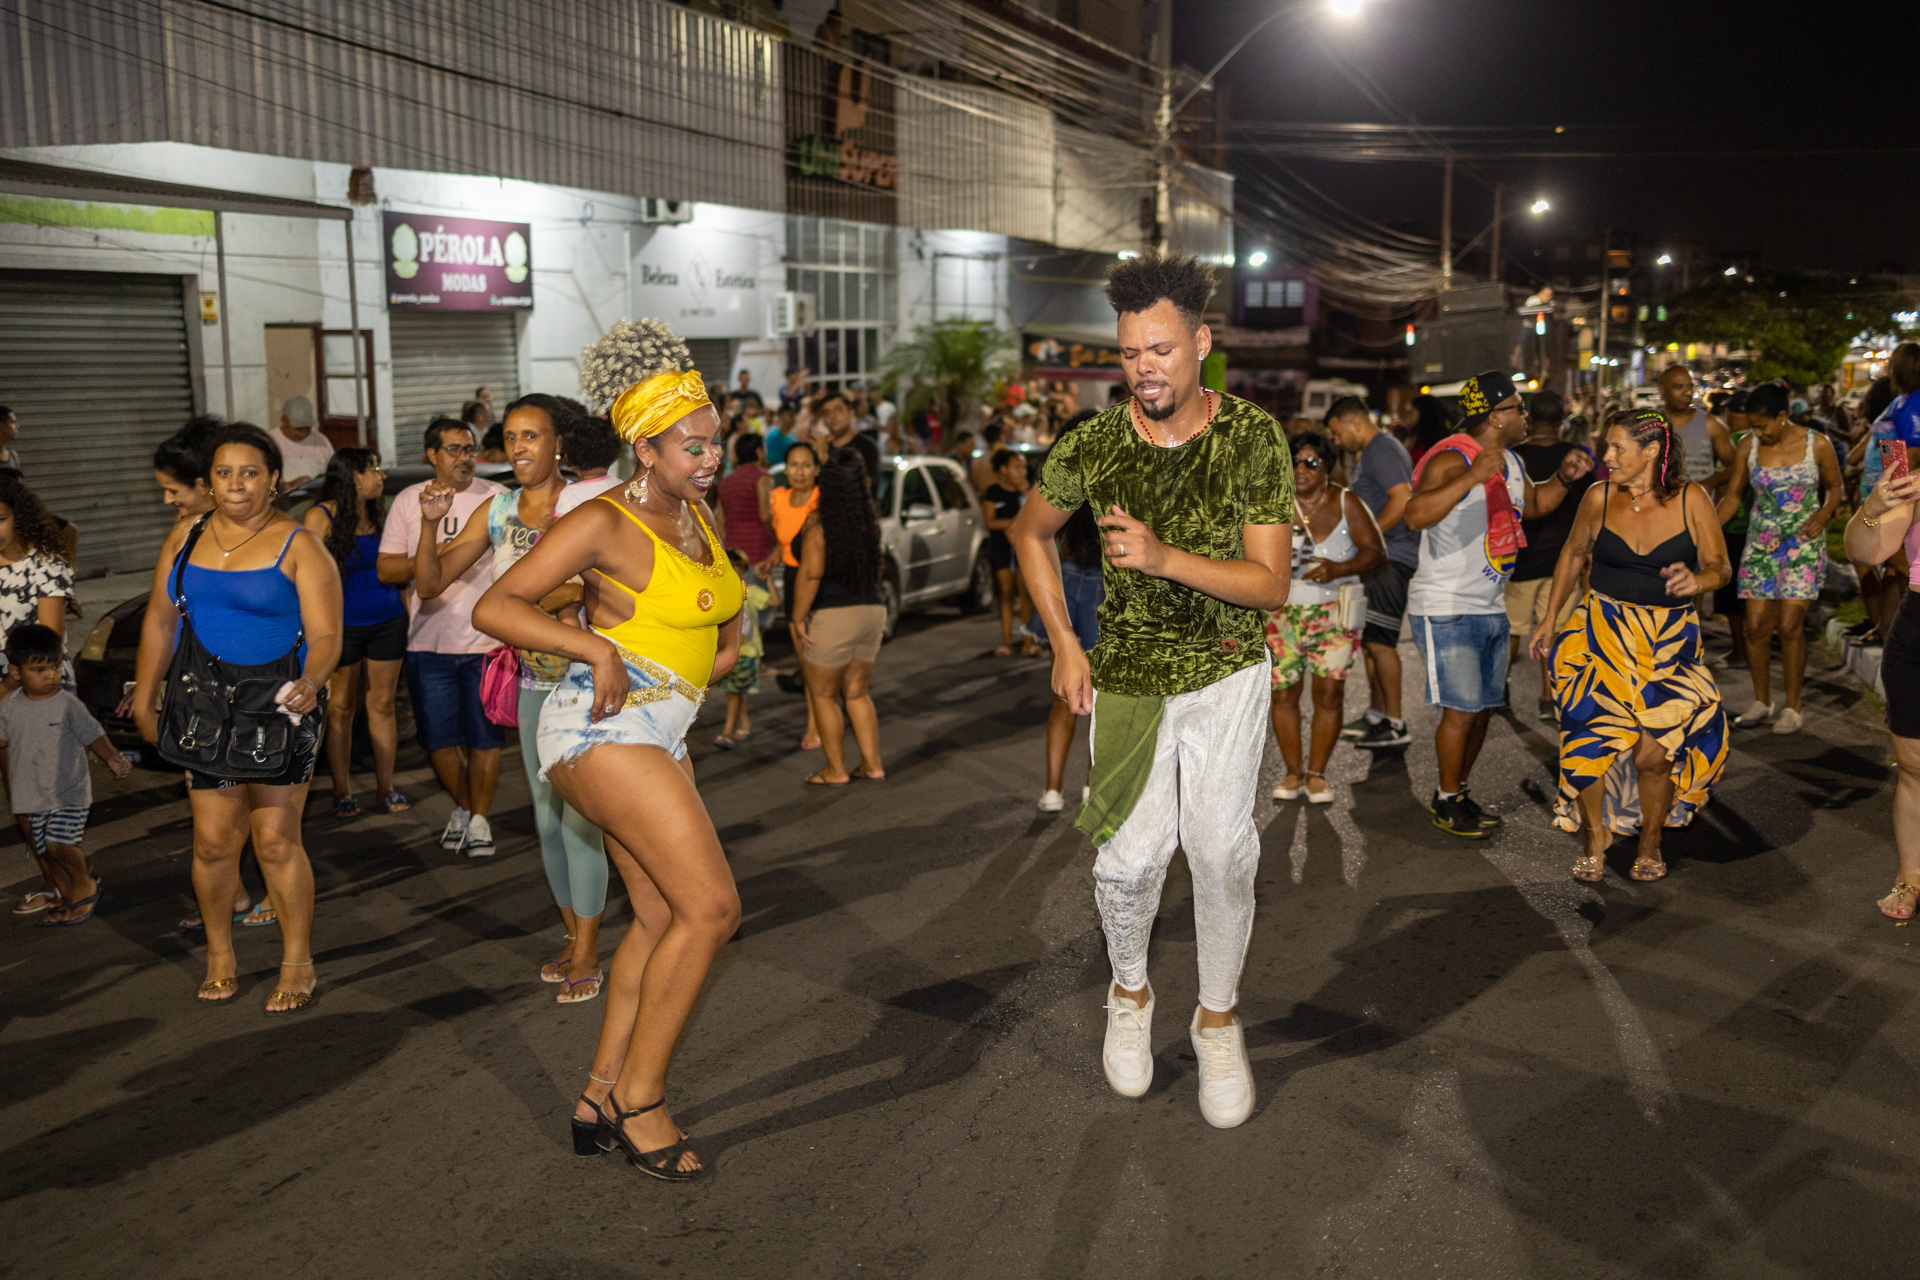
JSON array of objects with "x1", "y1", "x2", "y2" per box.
[
  {"x1": 1295, "y1": 456, "x2": 1326, "y2": 469},
  {"x1": 436, "y1": 444, "x2": 479, "y2": 458}
]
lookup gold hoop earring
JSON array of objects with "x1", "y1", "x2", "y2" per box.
[{"x1": 624, "y1": 468, "x2": 650, "y2": 505}]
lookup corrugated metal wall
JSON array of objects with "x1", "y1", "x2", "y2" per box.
[
  {"x1": 897, "y1": 80, "x2": 1054, "y2": 244},
  {"x1": 1054, "y1": 124, "x2": 1151, "y2": 257},
  {"x1": 1171, "y1": 162, "x2": 1234, "y2": 264},
  {"x1": 0, "y1": 0, "x2": 784, "y2": 210}
]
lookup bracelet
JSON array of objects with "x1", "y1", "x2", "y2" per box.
[{"x1": 1862, "y1": 510, "x2": 1882, "y2": 528}]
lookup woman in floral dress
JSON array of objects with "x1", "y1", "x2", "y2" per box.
[{"x1": 1715, "y1": 383, "x2": 1842, "y2": 735}]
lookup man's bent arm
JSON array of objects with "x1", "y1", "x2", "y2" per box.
[{"x1": 1146, "y1": 524, "x2": 1291, "y2": 610}]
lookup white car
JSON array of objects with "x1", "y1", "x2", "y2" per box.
[{"x1": 876, "y1": 454, "x2": 996, "y2": 636}]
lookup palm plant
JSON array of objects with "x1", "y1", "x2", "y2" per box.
[{"x1": 878, "y1": 319, "x2": 1019, "y2": 436}]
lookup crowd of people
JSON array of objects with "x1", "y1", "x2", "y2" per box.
[{"x1": 6, "y1": 254, "x2": 1918, "y2": 1169}]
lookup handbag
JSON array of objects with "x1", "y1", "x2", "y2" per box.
[
  {"x1": 155, "y1": 516, "x2": 326, "y2": 779},
  {"x1": 480, "y1": 645, "x2": 522, "y2": 727},
  {"x1": 1335, "y1": 581, "x2": 1367, "y2": 632}
]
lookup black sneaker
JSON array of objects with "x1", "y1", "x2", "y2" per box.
[
  {"x1": 1355, "y1": 718, "x2": 1412, "y2": 749},
  {"x1": 1430, "y1": 792, "x2": 1491, "y2": 840},
  {"x1": 1339, "y1": 715, "x2": 1374, "y2": 741},
  {"x1": 1455, "y1": 789, "x2": 1502, "y2": 830}
]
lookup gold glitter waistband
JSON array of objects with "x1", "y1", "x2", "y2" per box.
[{"x1": 598, "y1": 640, "x2": 704, "y2": 709}]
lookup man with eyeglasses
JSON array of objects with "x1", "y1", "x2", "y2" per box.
[
  {"x1": 378, "y1": 417, "x2": 506, "y2": 856},
  {"x1": 1403, "y1": 372, "x2": 1589, "y2": 838}
]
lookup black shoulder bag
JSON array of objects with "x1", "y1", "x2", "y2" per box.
[{"x1": 156, "y1": 516, "x2": 327, "y2": 779}]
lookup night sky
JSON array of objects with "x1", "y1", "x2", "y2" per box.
[{"x1": 1176, "y1": 0, "x2": 1915, "y2": 276}]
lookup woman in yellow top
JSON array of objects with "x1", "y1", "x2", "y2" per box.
[
  {"x1": 474, "y1": 319, "x2": 743, "y2": 1183},
  {"x1": 768, "y1": 440, "x2": 820, "y2": 748}
]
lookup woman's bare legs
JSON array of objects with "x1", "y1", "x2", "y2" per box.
[
  {"x1": 324, "y1": 664, "x2": 360, "y2": 801},
  {"x1": 1745, "y1": 598, "x2": 1778, "y2": 707},
  {"x1": 551, "y1": 745, "x2": 739, "y2": 1173},
  {"x1": 1631, "y1": 731, "x2": 1675, "y2": 873},
  {"x1": 995, "y1": 568, "x2": 1018, "y2": 652},
  {"x1": 1268, "y1": 680, "x2": 1306, "y2": 788},
  {"x1": 1306, "y1": 672, "x2": 1345, "y2": 777},
  {"x1": 1881, "y1": 736, "x2": 1920, "y2": 918},
  {"x1": 1044, "y1": 698, "x2": 1080, "y2": 793},
  {"x1": 576, "y1": 832, "x2": 673, "y2": 1126},
  {"x1": 363, "y1": 658, "x2": 403, "y2": 797},
  {"x1": 189, "y1": 787, "x2": 252, "y2": 998},
  {"x1": 840, "y1": 658, "x2": 882, "y2": 777},
  {"x1": 189, "y1": 781, "x2": 315, "y2": 1008},
  {"x1": 787, "y1": 620, "x2": 819, "y2": 746},
  {"x1": 803, "y1": 659, "x2": 852, "y2": 782},
  {"x1": 1777, "y1": 600, "x2": 1810, "y2": 712}
]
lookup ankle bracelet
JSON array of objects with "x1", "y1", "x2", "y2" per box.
[
  {"x1": 283, "y1": 959, "x2": 314, "y2": 966},
  {"x1": 589, "y1": 1072, "x2": 618, "y2": 1085}
]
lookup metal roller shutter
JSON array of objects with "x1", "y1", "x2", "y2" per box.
[
  {"x1": 684, "y1": 339, "x2": 736, "y2": 392},
  {"x1": 0, "y1": 270, "x2": 195, "y2": 575},
  {"x1": 387, "y1": 311, "x2": 521, "y2": 451}
]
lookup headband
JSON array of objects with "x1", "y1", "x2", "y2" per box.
[{"x1": 608, "y1": 369, "x2": 711, "y2": 443}]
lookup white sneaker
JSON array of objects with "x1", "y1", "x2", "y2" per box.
[
  {"x1": 1038, "y1": 789, "x2": 1064, "y2": 812},
  {"x1": 440, "y1": 807, "x2": 470, "y2": 850},
  {"x1": 1102, "y1": 982, "x2": 1155, "y2": 1098},
  {"x1": 1190, "y1": 1007, "x2": 1254, "y2": 1129},
  {"x1": 1771, "y1": 706, "x2": 1803, "y2": 735},
  {"x1": 464, "y1": 814, "x2": 495, "y2": 857},
  {"x1": 1734, "y1": 700, "x2": 1774, "y2": 729},
  {"x1": 1272, "y1": 778, "x2": 1306, "y2": 801}
]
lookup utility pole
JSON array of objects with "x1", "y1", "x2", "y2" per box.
[
  {"x1": 1489, "y1": 181, "x2": 1503, "y2": 286},
  {"x1": 1150, "y1": 0, "x2": 1173, "y2": 255},
  {"x1": 1440, "y1": 154, "x2": 1453, "y2": 289},
  {"x1": 1596, "y1": 228, "x2": 1610, "y2": 408}
]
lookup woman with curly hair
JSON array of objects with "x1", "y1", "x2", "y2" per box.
[
  {"x1": 303, "y1": 448, "x2": 410, "y2": 817},
  {"x1": 0, "y1": 474, "x2": 72, "y2": 675},
  {"x1": 792, "y1": 446, "x2": 887, "y2": 784},
  {"x1": 473, "y1": 318, "x2": 743, "y2": 1181}
]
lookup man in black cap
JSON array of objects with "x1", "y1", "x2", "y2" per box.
[{"x1": 1403, "y1": 372, "x2": 1591, "y2": 837}]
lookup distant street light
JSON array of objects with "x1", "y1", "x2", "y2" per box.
[
  {"x1": 1529, "y1": 198, "x2": 1550, "y2": 214},
  {"x1": 1247, "y1": 250, "x2": 1269, "y2": 267},
  {"x1": 1724, "y1": 266, "x2": 1737, "y2": 276},
  {"x1": 1657, "y1": 253, "x2": 1673, "y2": 265},
  {"x1": 1328, "y1": 0, "x2": 1365, "y2": 16}
]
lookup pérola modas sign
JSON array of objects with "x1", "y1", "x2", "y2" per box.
[{"x1": 384, "y1": 211, "x2": 533, "y2": 310}]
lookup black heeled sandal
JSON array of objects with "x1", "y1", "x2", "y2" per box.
[
  {"x1": 572, "y1": 1091, "x2": 615, "y2": 1157},
  {"x1": 606, "y1": 1098, "x2": 705, "y2": 1181}
]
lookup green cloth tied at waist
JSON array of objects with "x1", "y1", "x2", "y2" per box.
[{"x1": 1074, "y1": 689, "x2": 1167, "y2": 846}]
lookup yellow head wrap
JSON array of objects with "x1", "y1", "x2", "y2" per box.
[{"x1": 609, "y1": 369, "x2": 711, "y2": 442}]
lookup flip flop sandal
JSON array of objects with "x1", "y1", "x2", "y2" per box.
[
  {"x1": 239, "y1": 903, "x2": 278, "y2": 927},
  {"x1": 805, "y1": 771, "x2": 850, "y2": 786},
  {"x1": 180, "y1": 903, "x2": 253, "y2": 931},
  {"x1": 1629, "y1": 858, "x2": 1668, "y2": 882},
  {"x1": 541, "y1": 938, "x2": 575, "y2": 983},
  {"x1": 1572, "y1": 853, "x2": 1606, "y2": 883},
  {"x1": 13, "y1": 889, "x2": 60, "y2": 915},
  {"x1": 332, "y1": 795, "x2": 362, "y2": 818},
  {"x1": 380, "y1": 791, "x2": 413, "y2": 813},
  {"x1": 850, "y1": 768, "x2": 885, "y2": 781},
  {"x1": 713, "y1": 735, "x2": 736, "y2": 750},
  {"x1": 557, "y1": 972, "x2": 604, "y2": 1004},
  {"x1": 38, "y1": 883, "x2": 101, "y2": 927},
  {"x1": 197, "y1": 977, "x2": 240, "y2": 1004},
  {"x1": 1880, "y1": 881, "x2": 1919, "y2": 924},
  {"x1": 729, "y1": 731, "x2": 754, "y2": 743}
]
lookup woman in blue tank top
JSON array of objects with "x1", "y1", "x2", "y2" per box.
[
  {"x1": 305, "y1": 448, "x2": 410, "y2": 818},
  {"x1": 132, "y1": 423, "x2": 343, "y2": 1015}
]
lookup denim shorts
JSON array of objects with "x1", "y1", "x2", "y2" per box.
[
  {"x1": 1061, "y1": 560, "x2": 1104, "y2": 652},
  {"x1": 1412, "y1": 612, "x2": 1509, "y2": 713},
  {"x1": 536, "y1": 646, "x2": 703, "y2": 779},
  {"x1": 407, "y1": 651, "x2": 507, "y2": 753}
]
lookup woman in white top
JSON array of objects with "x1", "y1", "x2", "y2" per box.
[{"x1": 1265, "y1": 432, "x2": 1386, "y2": 803}]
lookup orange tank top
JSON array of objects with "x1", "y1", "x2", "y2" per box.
[{"x1": 769, "y1": 485, "x2": 819, "y2": 568}]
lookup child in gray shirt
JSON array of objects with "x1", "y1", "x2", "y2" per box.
[{"x1": 0, "y1": 623, "x2": 129, "y2": 925}]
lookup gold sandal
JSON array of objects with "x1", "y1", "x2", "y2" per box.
[
  {"x1": 196, "y1": 977, "x2": 239, "y2": 1003},
  {"x1": 265, "y1": 960, "x2": 316, "y2": 1016},
  {"x1": 1880, "y1": 881, "x2": 1920, "y2": 924},
  {"x1": 1629, "y1": 857, "x2": 1668, "y2": 882},
  {"x1": 1572, "y1": 852, "x2": 1605, "y2": 883}
]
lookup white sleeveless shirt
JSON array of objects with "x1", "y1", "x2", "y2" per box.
[
  {"x1": 1406, "y1": 449, "x2": 1526, "y2": 616},
  {"x1": 1288, "y1": 495, "x2": 1360, "y2": 608}
]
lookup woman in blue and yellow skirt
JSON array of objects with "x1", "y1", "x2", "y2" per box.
[{"x1": 1528, "y1": 411, "x2": 1732, "y2": 882}]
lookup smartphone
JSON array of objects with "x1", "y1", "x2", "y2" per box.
[{"x1": 1881, "y1": 440, "x2": 1910, "y2": 483}]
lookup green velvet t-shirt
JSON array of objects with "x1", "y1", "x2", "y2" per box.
[{"x1": 1038, "y1": 393, "x2": 1295, "y2": 697}]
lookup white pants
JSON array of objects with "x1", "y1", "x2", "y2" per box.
[{"x1": 1092, "y1": 659, "x2": 1269, "y2": 1013}]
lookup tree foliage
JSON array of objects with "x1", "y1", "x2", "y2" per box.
[
  {"x1": 1654, "y1": 272, "x2": 1910, "y2": 384},
  {"x1": 877, "y1": 319, "x2": 1019, "y2": 432}
]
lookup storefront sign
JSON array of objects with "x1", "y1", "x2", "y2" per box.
[
  {"x1": 629, "y1": 215, "x2": 769, "y2": 339},
  {"x1": 384, "y1": 211, "x2": 533, "y2": 310},
  {"x1": 787, "y1": 135, "x2": 898, "y2": 190},
  {"x1": 1024, "y1": 333, "x2": 1122, "y2": 371}
]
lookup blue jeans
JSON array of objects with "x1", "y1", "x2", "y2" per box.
[
  {"x1": 518, "y1": 685, "x2": 608, "y2": 918},
  {"x1": 1061, "y1": 560, "x2": 1104, "y2": 652},
  {"x1": 407, "y1": 651, "x2": 507, "y2": 753},
  {"x1": 1412, "y1": 613, "x2": 1509, "y2": 713}
]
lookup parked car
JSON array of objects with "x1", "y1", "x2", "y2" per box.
[{"x1": 768, "y1": 451, "x2": 995, "y2": 637}]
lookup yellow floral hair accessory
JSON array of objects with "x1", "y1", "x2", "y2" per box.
[{"x1": 609, "y1": 369, "x2": 711, "y2": 442}]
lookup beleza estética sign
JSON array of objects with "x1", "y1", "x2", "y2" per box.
[{"x1": 384, "y1": 211, "x2": 533, "y2": 311}]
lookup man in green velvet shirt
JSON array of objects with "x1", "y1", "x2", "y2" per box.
[{"x1": 1011, "y1": 251, "x2": 1293, "y2": 1130}]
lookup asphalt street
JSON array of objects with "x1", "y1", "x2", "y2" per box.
[{"x1": 5, "y1": 606, "x2": 1917, "y2": 1279}]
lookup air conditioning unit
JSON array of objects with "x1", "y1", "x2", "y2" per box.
[
  {"x1": 639, "y1": 197, "x2": 693, "y2": 225},
  {"x1": 769, "y1": 291, "x2": 816, "y2": 336}
]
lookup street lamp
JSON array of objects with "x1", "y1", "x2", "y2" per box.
[
  {"x1": 1724, "y1": 265, "x2": 1737, "y2": 276},
  {"x1": 1529, "y1": 198, "x2": 1550, "y2": 214},
  {"x1": 1247, "y1": 250, "x2": 1269, "y2": 267},
  {"x1": 1154, "y1": 1, "x2": 1366, "y2": 253},
  {"x1": 1657, "y1": 253, "x2": 1673, "y2": 265}
]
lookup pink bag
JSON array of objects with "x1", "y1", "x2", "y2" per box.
[{"x1": 480, "y1": 645, "x2": 522, "y2": 727}]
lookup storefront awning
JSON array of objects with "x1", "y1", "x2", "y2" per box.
[{"x1": 0, "y1": 158, "x2": 351, "y2": 220}]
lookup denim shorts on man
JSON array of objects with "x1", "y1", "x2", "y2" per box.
[
  {"x1": 1412, "y1": 612, "x2": 1509, "y2": 713},
  {"x1": 407, "y1": 651, "x2": 506, "y2": 753}
]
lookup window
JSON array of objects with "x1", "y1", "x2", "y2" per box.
[
  {"x1": 931, "y1": 465, "x2": 972, "y2": 511},
  {"x1": 901, "y1": 467, "x2": 934, "y2": 513},
  {"x1": 1244, "y1": 279, "x2": 1305, "y2": 309},
  {"x1": 786, "y1": 215, "x2": 895, "y2": 394}
]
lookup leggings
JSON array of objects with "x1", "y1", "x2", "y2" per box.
[
  {"x1": 519, "y1": 684, "x2": 609, "y2": 917},
  {"x1": 1092, "y1": 659, "x2": 1269, "y2": 1013}
]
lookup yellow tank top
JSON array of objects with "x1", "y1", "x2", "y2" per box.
[{"x1": 588, "y1": 497, "x2": 745, "y2": 686}]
